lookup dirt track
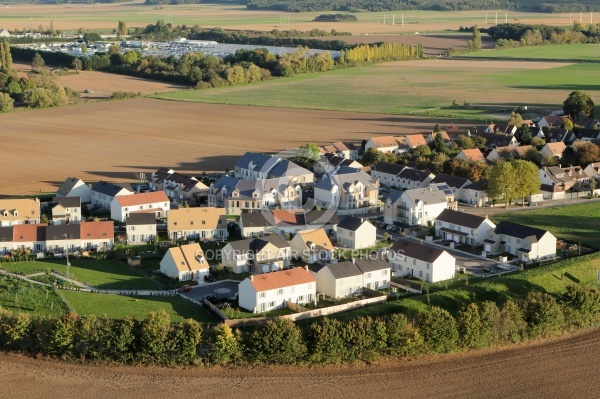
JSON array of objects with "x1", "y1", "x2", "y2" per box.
[
  {"x1": 1, "y1": 328, "x2": 599, "y2": 399},
  {"x1": 0, "y1": 98, "x2": 470, "y2": 196}
]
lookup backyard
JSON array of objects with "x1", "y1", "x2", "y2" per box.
[{"x1": 0, "y1": 275, "x2": 69, "y2": 318}]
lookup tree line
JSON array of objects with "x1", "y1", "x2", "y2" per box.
[
  {"x1": 484, "y1": 22, "x2": 600, "y2": 48},
  {"x1": 1, "y1": 282, "x2": 599, "y2": 366}
]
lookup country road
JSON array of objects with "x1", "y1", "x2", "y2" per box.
[{"x1": 1, "y1": 328, "x2": 599, "y2": 399}]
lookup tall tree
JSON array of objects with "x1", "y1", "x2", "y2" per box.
[
  {"x1": 117, "y1": 20, "x2": 128, "y2": 37},
  {"x1": 512, "y1": 160, "x2": 541, "y2": 206},
  {"x1": 514, "y1": 124, "x2": 532, "y2": 145},
  {"x1": 431, "y1": 132, "x2": 447, "y2": 153},
  {"x1": 31, "y1": 52, "x2": 45, "y2": 71},
  {"x1": 508, "y1": 111, "x2": 524, "y2": 128},
  {"x1": 486, "y1": 161, "x2": 517, "y2": 207},
  {"x1": 296, "y1": 142, "x2": 321, "y2": 163},
  {"x1": 563, "y1": 90, "x2": 595, "y2": 119}
]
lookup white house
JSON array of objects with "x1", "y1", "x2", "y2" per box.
[
  {"x1": 49, "y1": 197, "x2": 82, "y2": 224},
  {"x1": 91, "y1": 181, "x2": 134, "y2": 210},
  {"x1": 311, "y1": 258, "x2": 390, "y2": 299},
  {"x1": 234, "y1": 152, "x2": 280, "y2": 180},
  {"x1": 238, "y1": 267, "x2": 316, "y2": 313},
  {"x1": 483, "y1": 221, "x2": 557, "y2": 262},
  {"x1": 584, "y1": 162, "x2": 600, "y2": 180},
  {"x1": 388, "y1": 238, "x2": 456, "y2": 282},
  {"x1": 221, "y1": 235, "x2": 291, "y2": 274},
  {"x1": 370, "y1": 162, "x2": 408, "y2": 188},
  {"x1": 364, "y1": 136, "x2": 403, "y2": 153},
  {"x1": 149, "y1": 168, "x2": 209, "y2": 206},
  {"x1": 159, "y1": 243, "x2": 209, "y2": 281},
  {"x1": 336, "y1": 216, "x2": 376, "y2": 249},
  {"x1": 167, "y1": 207, "x2": 228, "y2": 241},
  {"x1": 539, "y1": 166, "x2": 589, "y2": 191},
  {"x1": 290, "y1": 228, "x2": 335, "y2": 264},
  {"x1": 313, "y1": 168, "x2": 379, "y2": 212},
  {"x1": 110, "y1": 191, "x2": 170, "y2": 222},
  {"x1": 126, "y1": 213, "x2": 157, "y2": 244},
  {"x1": 55, "y1": 177, "x2": 92, "y2": 203},
  {"x1": 434, "y1": 209, "x2": 496, "y2": 247},
  {"x1": 462, "y1": 180, "x2": 489, "y2": 207},
  {"x1": 429, "y1": 174, "x2": 471, "y2": 202},
  {"x1": 384, "y1": 187, "x2": 450, "y2": 226}
]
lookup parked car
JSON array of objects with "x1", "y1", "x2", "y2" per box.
[
  {"x1": 496, "y1": 263, "x2": 511, "y2": 271},
  {"x1": 202, "y1": 294, "x2": 217, "y2": 303},
  {"x1": 386, "y1": 225, "x2": 393, "y2": 231},
  {"x1": 204, "y1": 274, "x2": 216, "y2": 282},
  {"x1": 440, "y1": 239, "x2": 451, "y2": 246},
  {"x1": 177, "y1": 285, "x2": 192, "y2": 293},
  {"x1": 482, "y1": 268, "x2": 493, "y2": 274}
]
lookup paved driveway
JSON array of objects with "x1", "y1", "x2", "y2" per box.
[{"x1": 181, "y1": 281, "x2": 239, "y2": 302}]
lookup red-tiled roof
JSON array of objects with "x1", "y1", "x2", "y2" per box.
[
  {"x1": 248, "y1": 267, "x2": 315, "y2": 292},
  {"x1": 116, "y1": 191, "x2": 168, "y2": 207},
  {"x1": 13, "y1": 223, "x2": 47, "y2": 242},
  {"x1": 80, "y1": 221, "x2": 114, "y2": 240}
]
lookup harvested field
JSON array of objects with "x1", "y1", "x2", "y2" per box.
[
  {"x1": 0, "y1": 98, "x2": 471, "y2": 196},
  {"x1": 0, "y1": 3, "x2": 576, "y2": 34},
  {"x1": 1, "y1": 327, "x2": 599, "y2": 399},
  {"x1": 12, "y1": 62, "x2": 188, "y2": 99}
]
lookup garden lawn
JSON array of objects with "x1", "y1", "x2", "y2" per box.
[
  {"x1": 60, "y1": 291, "x2": 217, "y2": 323},
  {"x1": 461, "y1": 44, "x2": 600, "y2": 61},
  {"x1": 329, "y1": 252, "x2": 600, "y2": 321},
  {"x1": 0, "y1": 275, "x2": 68, "y2": 317},
  {"x1": 492, "y1": 202, "x2": 600, "y2": 250},
  {"x1": 1, "y1": 259, "x2": 161, "y2": 290}
]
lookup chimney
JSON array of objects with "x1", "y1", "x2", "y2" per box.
[
  {"x1": 304, "y1": 265, "x2": 309, "y2": 271},
  {"x1": 250, "y1": 275, "x2": 254, "y2": 281},
  {"x1": 558, "y1": 164, "x2": 561, "y2": 169}
]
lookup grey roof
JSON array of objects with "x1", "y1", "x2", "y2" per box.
[
  {"x1": 399, "y1": 168, "x2": 434, "y2": 182},
  {"x1": 325, "y1": 261, "x2": 363, "y2": 279},
  {"x1": 430, "y1": 174, "x2": 470, "y2": 189},
  {"x1": 56, "y1": 177, "x2": 85, "y2": 197},
  {"x1": 372, "y1": 162, "x2": 406, "y2": 176},
  {"x1": 387, "y1": 189, "x2": 403, "y2": 204},
  {"x1": 126, "y1": 213, "x2": 157, "y2": 226},
  {"x1": 436, "y1": 209, "x2": 488, "y2": 229},
  {"x1": 51, "y1": 196, "x2": 81, "y2": 209},
  {"x1": 227, "y1": 235, "x2": 290, "y2": 256},
  {"x1": 0, "y1": 226, "x2": 12, "y2": 242},
  {"x1": 91, "y1": 181, "x2": 133, "y2": 197},
  {"x1": 154, "y1": 168, "x2": 203, "y2": 192},
  {"x1": 473, "y1": 132, "x2": 515, "y2": 148},
  {"x1": 464, "y1": 179, "x2": 488, "y2": 191},
  {"x1": 234, "y1": 152, "x2": 279, "y2": 173},
  {"x1": 324, "y1": 153, "x2": 358, "y2": 169},
  {"x1": 240, "y1": 212, "x2": 271, "y2": 228},
  {"x1": 316, "y1": 169, "x2": 377, "y2": 193},
  {"x1": 575, "y1": 128, "x2": 600, "y2": 140},
  {"x1": 494, "y1": 221, "x2": 548, "y2": 241},
  {"x1": 338, "y1": 216, "x2": 369, "y2": 232},
  {"x1": 355, "y1": 258, "x2": 390, "y2": 273},
  {"x1": 402, "y1": 187, "x2": 448, "y2": 205},
  {"x1": 45, "y1": 223, "x2": 81, "y2": 240},
  {"x1": 389, "y1": 238, "x2": 446, "y2": 263},
  {"x1": 268, "y1": 159, "x2": 311, "y2": 179}
]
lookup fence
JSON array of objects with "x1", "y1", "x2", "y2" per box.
[
  {"x1": 223, "y1": 295, "x2": 387, "y2": 327},
  {"x1": 390, "y1": 276, "x2": 423, "y2": 294}
]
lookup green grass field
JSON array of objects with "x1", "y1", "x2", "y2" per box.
[
  {"x1": 1, "y1": 259, "x2": 162, "y2": 290},
  {"x1": 330, "y1": 251, "x2": 600, "y2": 321},
  {"x1": 60, "y1": 290, "x2": 217, "y2": 323},
  {"x1": 462, "y1": 44, "x2": 600, "y2": 61},
  {"x1": 155, "y1": 62, "x2": 600, "y2": 118},
  {"x1": 493, "y1": 202, "x2": 600, "y2": 250},
  {"x1": 0, "y1": 275, "x2": 68, "y2": 317}
]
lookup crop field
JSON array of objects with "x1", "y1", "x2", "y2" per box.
[
  {"x1": 60, "y1": 290, "x2": 216, "y2": 322},
  {"x1": 462, "y1": 43, "x2": 600, "y2": 61},
  {"x1": 0, "y1": 3, "x2": 576, "y2": 34},
  {"x1": 493, "y1": 202, "x2": 600, "y2": 250},
  {"x1": 0, "y1": 97, "x2": 475, "y2": 196},
  {"x1": 2, "y1": 259, "x2": 161, "y2": 290},
  {"x1": 155, "y1": 60, "x2": 600, "y2": 117},
  {"x1": 12, "y1": 62, "x2": 189, "y2": 98}
]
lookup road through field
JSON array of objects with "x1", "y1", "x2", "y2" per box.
[
  {"x1": 0, "y1": 98, "x2": 471, "y2": 196},
  {"x1": 1, "y1": 328, "x2": 599, "y2": 399}
]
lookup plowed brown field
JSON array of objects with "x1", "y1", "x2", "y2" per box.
[
  {"x1": 0, "y1": 98, "x2": 466, "y2": 196},
  {"x1": 1, "y1": 328, "x2": 599, "y2": 399}
]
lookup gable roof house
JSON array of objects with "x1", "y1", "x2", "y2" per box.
[
  {"x1": 573, "y1": 128, "x2": 600, "y2": 142},
  {"x1": 314, "y1": 153, "x2": 364, "y2": 175},
  {"x1": 492, "y1": 124, "x2": 518, "y2": 136},
  {"x1": 326, "y1": 141, "x2": 360, "y2": 160},
  {"x1": 208, "y1": 175, "x2": 302, "y2": 216},
  {"x1": 267, "y1": 159, "x2": 314, "y2": 183},
  {"x1": 110, "y1": 191, "x2": 170, "y2": 222},
  {"x1": 313, "y1": 169, "x2": 378, "y2": 214},
  {"x1": 472, "y1": 132, "x2": 518, "y2": 149},
  {"x1": 540, "y1": 142, "x2": 566, "y2": 159},
  {"x1": 149, "y1": 168, "x2": 209, "y2": 206},
  {"x1": 160, "y1": 243, "x2": 208, "y2": 281},
  {"x1": 126, "y1": 213, "x2": 157, "y2": 244},
  {"x1": 537, "y1": 115, "x2": 569, "y2": 129},
  {"x1": 221, "y1": 235, "x2": 291, "y2": 274},
  {"x1": 364, "y1": 136, "x2": 404, "y2": 154},
  {"x1": 238, "y1": 267, "x2": 316, "y2": 313},
  {"x1": 456, "y1": 148, "x2": 486, "y2": 163},
  {"x1": 50, "y1": 196, "x2": 82, "y2": 224},
  {"x1": 336, "y1": 216, "x2": 376, "y2": 249},
  {"x1": 384, "y1": 186, "x2": 453, "y2": 226},
  {"x1": 484, "y1": 221, "x2": 557, "y2": 262},
  {"x1": 429, "y1": 174, "x2": 471, "y2": 202},
  {"x1": 584, "y1": 162, "x2": 600, "y2": 180},
  {"x1": 11, "y1": 224, "x2": 47, "y2": 253},
  {"x1": 463, "y1": 179, "x2": 489, "y2": 207},
  {"x1": 0, "y1": 198, "x2": 41, "y2": 227},
  {"x1": 543, "y1": 127, "x2": 573, "y2": 143},
  {"x1": 435, "y1": 209, "x2": 496, "y2": 247},
  {"x1": 311, "y1": 258, "x2": 390, "y2": 299},
  {"x1": 404, "y1": 134, "x2": 428, "y2": 149},
  {"x1": 234, "y1": 152, "x2": 280, "y2": 180},
  {"x1": 167, "y1": 207, "x2": 228, "y2": 241},
  {"x1": 539, "y1": 166, "x2": 589, "y2": 191},
  {"x1": 45, "y1": 221, "x2": 114, "y2": 252},
  {"x1": 238, "y1": 209, "x2": 339, "y2": 238},
  {"x1": 370, "y1": 162, "x2": 408, "y2": 188},
  {"x1": 388, "y1": 238, "x2": 455, "y2": 282},
  {"x1": 290, "y1": 228, "x2": 336, "y2": 264},
  {"x1": 55, "y1": 177, "x2": 92, "y2": 203},
  {"x1": 91, "y1": 181, "x2": 134, "y2": 210},
  {"x1": 486, "y1": 145, "x2": 535, "y2": 162}
]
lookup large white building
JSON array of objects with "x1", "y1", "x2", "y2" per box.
[
  {"x1": 388, "y1": 238, "x2": 456, "y2": 282},
  {"x1": 110, "y1": 191, "x2": 170, "y2": 222},
  {"x1": 384, "y1": 186, "x2": 452, "y2": 226},
  {"x1": 483, "y1": 221, "x2": 557, "y2": 262},
  {"x1": 238, "y1": 267, "x2": 316, "y2": 313}
]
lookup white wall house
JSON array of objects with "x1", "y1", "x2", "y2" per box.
[
  {"x1": 126, "y1": 213, "x2": 157, "y2": 244},
  {"x1": 336, "y1": 216, "x2": 376, "y2": 249},
  {"x1": 110, "y1": 191, "x2": 170, "y2": 222},
  {"x1": 159, "y1": 243, "x2": 209, "y2": 281},
  {"x1": 238, "y1": 267, "x2": 316, "y2": 313},
  {"x1": 221, "y1": 235, "x2": 291, "y2": 274},
  {"x1": 311, "y1": 258, "x2": 390, "y2": 299},
  {"x1": 388, "y1": 238, "x2": 456, "y2": 282},
  {"x1": 290, "y1": 228, "x2": 336, "y2": 264},
  {"x1": 314, "y1": 169, "x2": 379, "y2": 212},
  {"x1": 384, "y1": 187, "x2": 449, "y2": 226},
  {"x1": 434, "y1": 209, "x2": 496, "y2": 247},
  {"x1": 91, "y1": 181, "x2": 134, "y2": 210},
  {"x1": 483, "y1": 221, "x2": 557, "y2": 262},
  {"x1": 55, "y1": 177, "x2": 92, "y2": 203},
  {"x1": 50, "y1": 197, "x2": 81, "y2": 225}
]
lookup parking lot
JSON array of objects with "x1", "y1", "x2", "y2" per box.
[{"x1": 181, "y1": 281, "x2": 239, "y2": 303}]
